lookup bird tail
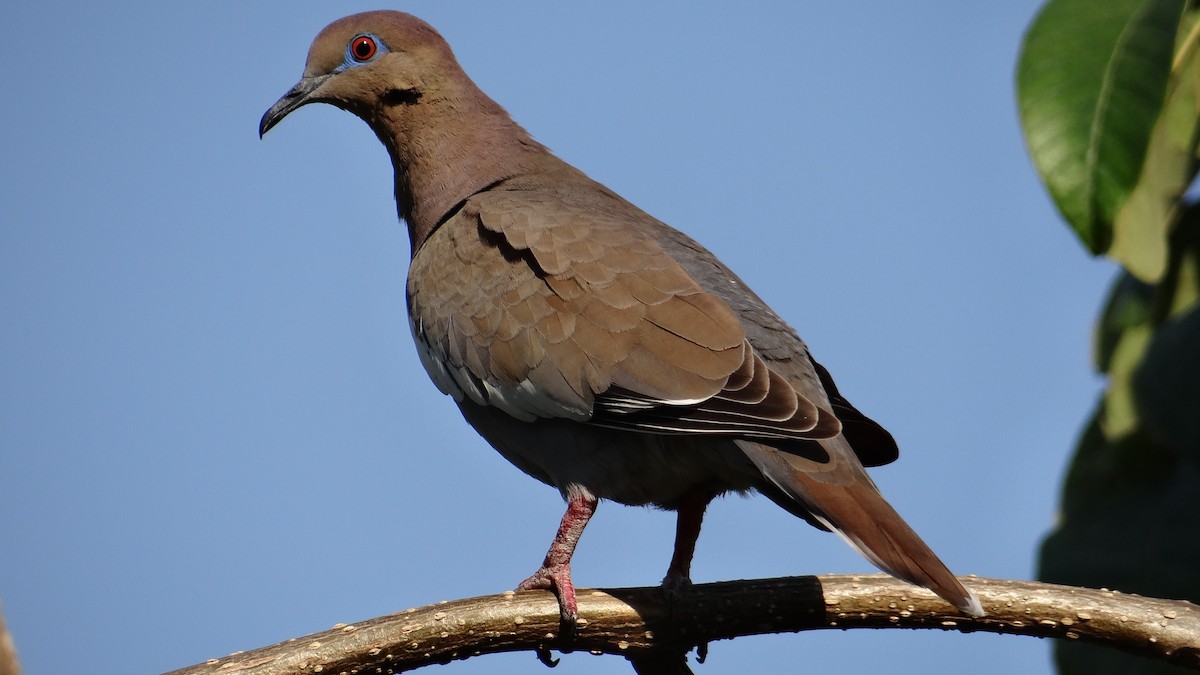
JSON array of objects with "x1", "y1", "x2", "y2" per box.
[{"x1": 737, "y1": 437, "x2": 984, "y2": 617}]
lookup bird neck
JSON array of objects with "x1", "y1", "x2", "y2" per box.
[{"x1": 373, "y1": 90, "x2": 550, "y2": 254}]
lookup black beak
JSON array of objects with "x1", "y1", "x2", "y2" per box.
[{"x1": 259, "y1": 74, "x2": 332, "y2": 138}]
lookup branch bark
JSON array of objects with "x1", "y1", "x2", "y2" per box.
[{"x1": 166, "y1": 575, "x2": 1200, "y2": 674}]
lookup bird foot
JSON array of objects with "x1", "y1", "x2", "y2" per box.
[
  {"x1": 660, "y1": 572, "x2": 693, "y2": 603},
  {"x1": 517, "y1": 563, "x2": 579, "y2": 626}
]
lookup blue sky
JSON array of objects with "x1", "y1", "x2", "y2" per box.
[{"x1": 1, "y1": 3, "x2": 1114, "y2": 673}]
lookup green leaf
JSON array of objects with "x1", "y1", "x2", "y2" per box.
[
  {"x1": 1163, "y1": 202, "x2": 1200, "y2": 317},
  {"x1": 1092, "y1": 270, "x2": 1155, "y2": 374},
  {"x1": 1017, "y1": 0, "x2": 1186, "y2": 254},
  {"x1": 1135, "y1": 303, "x2": 1200, "y2": 456},
  {"x1": 1041, "y1": 409, "x2": 1200, "y2": 599},
  {"x1": 1111, "y1": 14, "x2": 1200, "y2": 282},
  {"x1": 1101, "y1": 322, "x2": 1152, "y2": 440},
  {"x1": 1040, "y1": 408, "x2": 1200, "y2": 675}
]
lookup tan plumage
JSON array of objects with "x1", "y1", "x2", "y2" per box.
[
  {"x1": 261, "y1": 10, "x2": 983, "y2": 622},
  {"x1": 409, "y1": 185, "x2": 822, "y2": 442}
]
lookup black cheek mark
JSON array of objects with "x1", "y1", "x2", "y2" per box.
[{"x1": 383, "y1": 88, "x2": 422, "y2": 106}]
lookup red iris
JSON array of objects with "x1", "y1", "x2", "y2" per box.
[{"x1": 350, "y1": 36, "x2": 377, "y2": 62}]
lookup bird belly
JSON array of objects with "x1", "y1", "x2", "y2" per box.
[{"x1": 456, "y1": 400, "x2": 759, "y2": 508}]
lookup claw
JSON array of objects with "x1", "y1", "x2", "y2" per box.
[
  {"x1": 518, "y1": 492, "x2": 597, "y2": 628},
  {"x1": 517, "y1": 562, "x2": 579, "y2": 625},
  {"x1": 535, "y1": 647, "x2": 560, "y2": 668},
  {"x1": 660, "y1": 571, "x2": 693, "y2": 603}
]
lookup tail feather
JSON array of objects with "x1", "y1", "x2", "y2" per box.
[{"x1": 738, "y1": 438, "x2": 984, "y2": 617}]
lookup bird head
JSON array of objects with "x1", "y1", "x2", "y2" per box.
[
  {"x1": 259, "y1": 11, "x2": 461, "y2": 138},
  {"x1": 259, "y1": 11, "x2": 549, "y2": 249}
]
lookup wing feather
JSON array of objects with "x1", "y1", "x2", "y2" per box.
[{"x1": 407, "y1": 187, "x2": 841, "y2": 444}]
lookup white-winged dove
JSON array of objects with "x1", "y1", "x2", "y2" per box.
[{"x1": 260, "y1": 11, "x2": 983, "y2": 623}]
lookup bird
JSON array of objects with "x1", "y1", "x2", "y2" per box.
[{"x1": 259, "y1": 10, "x2": 984, "y2": 624}]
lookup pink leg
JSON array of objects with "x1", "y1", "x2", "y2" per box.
[
  {"x1": 662, "y1": 492, "x2": 710, "y2": 596},
  {"x1": 516, "y1": 492, "x2": 598, "y2": 624}
]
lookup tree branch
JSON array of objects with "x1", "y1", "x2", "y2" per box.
[
  {"x1": 0, "y1": 600, "x2": 20, "y2": 675},
  {"x1": 166, "y1": 575, "x2": 1200, "y2": 674}
]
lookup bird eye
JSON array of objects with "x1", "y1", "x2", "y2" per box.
[{"x1": 350, "y1": 35, "x2": 378, "y2": 62}]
